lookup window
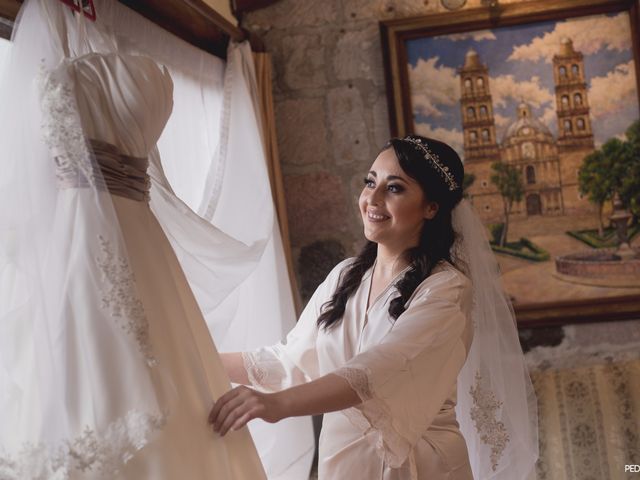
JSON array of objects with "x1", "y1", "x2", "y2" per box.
[
  {"x1": 571, "y1": 64, "x2": 579, "y2": 76},
  {"x1": 561, "y1": 95, "x2": 569, "y2": 108},
  {"x1": 564, "y1": 119, "x2": 572, "y2": 133},
  {"x1": 526, "y1": 165, "x2": 536, "y2": 184},
  {"x1": 577, "y1": 118, "x2": 585, "y2": 130},
  {"x1": 574, "y1": 93, "x2": 583, "y2": 106},
  {"x1": 479, "y1": 105, "x2": 488, "y2": 118},
  {"x1": 467, "y1": 107, "x2": 476, "y2": 120},
  {"x1": 559, "y1": 66, "x2": 567, "y2": 77},
  {"x1": 464, "y1": 78, "x2": 472, "y2": 91},
  {"x1": 476, "y1": 77, "x2": 484, "y2": 88},
  {"x1": 481, "y1": 129, "x2": 490, "y2": 141},
  {"x1": 469, "y1": 131, "x2": 478, "y2": 143}
]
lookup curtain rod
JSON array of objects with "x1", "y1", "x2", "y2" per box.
[
  {"x1": 0, "y1": 0, "x2": 20, "y2": 21},
  {"x1": 0, "y1": 0, "x2": 246, "y2": 58}
]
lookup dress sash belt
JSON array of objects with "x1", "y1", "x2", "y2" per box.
[{"x1": 54, "y1": 139, "x2": 150, "y2": 202}]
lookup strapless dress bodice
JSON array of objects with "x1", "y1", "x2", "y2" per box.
[{"x1": 70, "y1": 52, "x2": 173, "y2": 159}]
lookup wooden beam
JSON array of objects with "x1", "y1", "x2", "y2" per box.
[
  {"x1": 0, "y1": 17, "x2": 12, "y2": 39},
  {"x1": 234, "y1": 0, "x2": 281, "y2": 13},
  {"x1": 0, "y1": 0, "x2": 20, "y2": 21},
  {"x1": 0, "y1": 0, "x2": 244, "y2": 58},
  {"x1": 119, "y1": 0, "x2": 244, "y2": 58}
]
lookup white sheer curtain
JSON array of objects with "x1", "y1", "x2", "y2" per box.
[
  {"x1": 0, "y1": 36, "x2": 14, "y2": 380},
  {"x1": 0, "y1": 37, "x2": 9, "y2": 70},
  {"x1": 157, "y1": 56, "x2": 224, "y2": 210},
  {"x1": 201, "y1": 42, "x2": 315, "y2": 480},
  {"x1": 75, "y1": 2, "x2": 314, "y2": 478}
]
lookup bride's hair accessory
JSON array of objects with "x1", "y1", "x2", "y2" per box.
[{"x1": 401, "y1": 135, "x2": 460, "y2": 192}]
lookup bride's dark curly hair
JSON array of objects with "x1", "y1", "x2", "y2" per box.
[{"x1": 317, "y1": 135, "x2": 464, "y2": 330}]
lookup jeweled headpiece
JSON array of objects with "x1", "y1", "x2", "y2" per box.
[{"x1": 402, "y1": 135, "x2": 460, "y2": 192}]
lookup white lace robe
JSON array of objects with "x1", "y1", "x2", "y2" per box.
[{"x1": 243, "y1": 259, "x2": 475, "y2": 479}]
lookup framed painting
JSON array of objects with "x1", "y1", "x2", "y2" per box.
[{"x1": 381, "y1": 0, "x2": 640, "y2": 327}]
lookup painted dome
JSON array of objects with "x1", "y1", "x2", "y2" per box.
[{"x1": 502, "y1": 102, "x2": 553, "y2": 143}]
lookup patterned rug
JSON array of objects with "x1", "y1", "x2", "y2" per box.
[{"x1": 530, "y1": 359, "x2": 640, "y2": 480}]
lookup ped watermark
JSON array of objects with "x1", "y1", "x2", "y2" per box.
[{"x1": 625, "y1": 465, "x2": 640, "y2": 473}]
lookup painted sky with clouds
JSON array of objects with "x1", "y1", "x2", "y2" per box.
[{"x1": 406, "y1": 12, "x2": 639, "y2": 161}]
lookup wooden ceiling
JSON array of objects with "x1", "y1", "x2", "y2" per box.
[{"x1": 0, "y1": 0, "x2": 253, "y2": 58}]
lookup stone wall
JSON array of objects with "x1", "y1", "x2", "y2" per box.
[
  {"x1": 522, "y1": 319, "x2": 640, "y2": 368},
  {"x1": 245, "y1": 0, "x2": 443, "y2": 300}
]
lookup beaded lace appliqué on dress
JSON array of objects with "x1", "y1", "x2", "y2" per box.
[
  {"x1": 469, "y1": 371, "x2": 510, "y2": 471},
  {"x1": 96, "y1": 235, "x2": 156, "y2": 367},
  {"x1": 39, "y1": 65, "x2": 99, "y2": 189},
  {"x1": 0, "y1": 410, "x2": 166, "y2": 480}
]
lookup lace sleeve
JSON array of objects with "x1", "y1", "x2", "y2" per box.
[
  {"x1": 242, "y1": 349, "x2": 285, "y2": 392},
  {"x1": 334, "y1": 366, "x2": 412, "y2": 469},
  {"x1": 239, "y1": 263, "x2": 349, "y2": 392},
  {"x1": 241, "y1": 345, "x2": 313, "y2": 392}
]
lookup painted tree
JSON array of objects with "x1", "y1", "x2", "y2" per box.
[
  {"x1": 490, "y1": 162, "x2": 524, "y2": 247},
  {"x1": 621, "y1": 120, "x2": 640, "y2": 222},
  {"x1": 600, "y1": 138, "x2": 632, "y2": 191},
  {"x1": 579, "y1": 132, "x2": 639, "y2": 235},
  {"x1": 625, "y1": 119, "x2": 640, "y2": 147},
  {"x1": 578, "y1": 149, "x2": 612, "y2": 237}
]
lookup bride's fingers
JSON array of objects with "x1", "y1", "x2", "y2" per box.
[
  {"x1": 213, "y1": 399, "x2": 244, "y2": 433},
  {"x1": 208, "y1": 391, "x2": 231, "y2": 424},
  {"x1": 208, "y1": 386, "x2": 243, "y2": 425},
  {"x1": 219, "y1": 402, "x2": 250, "y2": 436},
  {"x1": 231, "y1": 410, "x2": 254, "y2": 432},
  {"x1": 219, "y1": 401, "x2": 260, "y2": 436}
]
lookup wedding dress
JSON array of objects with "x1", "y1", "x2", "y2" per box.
[{"x1": 0, "y1": 1, "x2": 266, "y2": 478}]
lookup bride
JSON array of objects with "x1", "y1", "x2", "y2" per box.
[{"x1": 0, "y1": 1, "x2": 266, "y2": 478}]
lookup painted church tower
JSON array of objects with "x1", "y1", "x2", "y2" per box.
[
  {"x1": 552, "y1": 37, "x2": 596, "y2": 214},
  {"x1": 459, "y1": 49, "x2": 500, "y2": 163},
  {"x1": 458, "y1": 50, "x2": 503, "y2": 221},
  {"x1": 553, "y1": 37, "x2": 594, "y2": 151}
]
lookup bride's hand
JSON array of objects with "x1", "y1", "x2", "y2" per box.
[{"x1": 208, "y1": 385, "x2": 285, "y2": 436}]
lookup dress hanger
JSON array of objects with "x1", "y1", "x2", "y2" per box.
[{"x1": 58, "y1": 0, "x2": 96, "y2": 22}]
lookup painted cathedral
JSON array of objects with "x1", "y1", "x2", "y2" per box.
[{"x1": 460, "y1": 38, "x2": 596, "y2": 223}]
